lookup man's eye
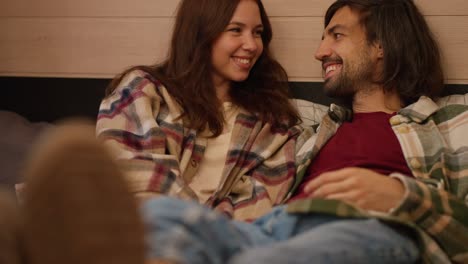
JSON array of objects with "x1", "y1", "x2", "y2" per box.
[{"x1": 334, "y1": 33, "x2": 343, "y2": 39}]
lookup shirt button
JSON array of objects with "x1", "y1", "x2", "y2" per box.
[
  {"x1": 396, "y1": 126, "x2": 410, "y2": 134},
  {"x1": 389, "y1": 116, "x2": 401, "y2": 126},
  {"x1": 410, "y1": 158, "x2": 422, "y2": 169}
]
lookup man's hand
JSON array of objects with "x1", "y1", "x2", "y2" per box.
[{"x1": 304, "y1": 167, "x2": 405, "y2": 212}]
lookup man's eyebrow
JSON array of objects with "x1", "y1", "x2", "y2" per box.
[
  {"x1": 322, "y1": 24, "x2": 347, "y2": 39},
  {"x1": 327, "y1": 24, "x2": 347, "y2": 34}
]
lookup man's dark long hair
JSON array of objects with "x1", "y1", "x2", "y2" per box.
[{"x1": 325, "y1": 0, "x2": 444, "y2": 105}]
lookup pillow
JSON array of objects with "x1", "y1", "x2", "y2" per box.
[
  {"x1": 291, "y1": 99, "x2": 328, "y2": 127},
  {"x1": 0, "y1": 111, "x2": 52, "y2": 192}
]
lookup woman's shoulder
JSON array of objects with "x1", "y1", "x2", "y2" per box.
[{"x1": 113, "y1": 69, "x2": 165, "y2": 94}]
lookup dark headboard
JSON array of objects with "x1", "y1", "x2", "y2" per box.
[{"x1": 1, "y1": 77, "x2": 467, "y2": 123}]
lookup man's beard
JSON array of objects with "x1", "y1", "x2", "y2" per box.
[{"x1": 323, "y1": 56, "x2": 374, "y2": 99}]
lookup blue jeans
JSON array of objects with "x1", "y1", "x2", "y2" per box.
[{"x1": 141, "y1": 197, "x2": 419, "y2": 264}]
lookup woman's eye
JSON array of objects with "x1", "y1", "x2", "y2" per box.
[
  {"x1": 228, "y1": 28, "x2": 242, "y2": 33},
  {"x1": 254, "y1": 30, "x2": 264, "y2": 37}
]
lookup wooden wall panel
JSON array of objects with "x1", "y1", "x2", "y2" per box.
[
  {"x1": 253, "y1": 0, "x2": 332, "y2": 17},
  {"x1": 1, "y1": 0, "x2": 468, "y2": 83},
  {"x1": 270, "y1": 18, "x2": 323, "y2": 81},
  {"x1": 0, "y1": 18, "x2": 173, "y2": 78},
  {"x1": 0, "y1": 0, "x2": 179, "y2": 17},
  {"x1": 2, "y1": 0, "x2": 468, "y2": 17},
  {"x1": 264, "y1": 0, "x2": 468, "y2": 16},
  {"x1": 427, "y1": 17, "x2": 468, "y2": 83}
]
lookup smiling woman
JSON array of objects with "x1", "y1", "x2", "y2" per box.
[
  {"x1": 101, "y1": 0, "x2": 299, "y2": 138},
  {"x1": 210, "y1": 0, "x2": 265, "y2": 100},
  {"x1": 98, "y1": 0, "x2": 302, "y2": 221}
]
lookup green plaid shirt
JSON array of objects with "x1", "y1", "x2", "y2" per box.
[{"x1": 289, "y1": 95, "x2": 468, "y2": 263}]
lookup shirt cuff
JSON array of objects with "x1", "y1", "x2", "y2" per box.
[{"x1": 388, "y1": 172, "x2": 411, "y2": 214}]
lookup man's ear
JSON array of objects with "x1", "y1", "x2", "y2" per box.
[{"x1": 375, "y1": 42, "x2": 384, "y2": 59}]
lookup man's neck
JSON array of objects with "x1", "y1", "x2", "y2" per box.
[{"x1": 352, "y1": 87, "x2": 402, "y2": 114}]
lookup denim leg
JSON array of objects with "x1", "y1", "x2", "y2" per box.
[
  {"x1": 140, "y1": 197, "x2": 278, "y2": 264},
  {"x1": 229, "y1": 215, "x2": 420, "y2": 264},
  {"x1": 232, "y1": 205, "x2": 301, "y2": 243}
]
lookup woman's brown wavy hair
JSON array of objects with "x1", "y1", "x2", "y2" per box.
[{"x1": 106, "y1": 0, "x2": 299, "y2": 136}]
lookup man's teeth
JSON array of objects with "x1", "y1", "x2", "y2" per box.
[
  {"x1": 235, "y1": 58, "x2": 251, "y2": 65},
  {"x1": 326, "y1": 65, "x2": 339, "y2": 74}
]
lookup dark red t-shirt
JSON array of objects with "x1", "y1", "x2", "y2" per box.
[{"x1": 290, "y1": 112, "x2": 413, "y2": 202}]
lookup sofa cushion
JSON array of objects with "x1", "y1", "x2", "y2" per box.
[{"x1": 0, "y1": 111, "x2": 52, "y2": 191}]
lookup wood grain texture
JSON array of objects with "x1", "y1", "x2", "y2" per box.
[
  {"x1": 1, "y1": 0, "x2": 467, "y2": 83},
  {"x1": 0, "y1": 18, "x2": 173, "y2": 77},
  {"x1": 2, "y1": 0, "x2": 467, "y2": 17}
]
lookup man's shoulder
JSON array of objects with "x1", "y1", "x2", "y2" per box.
[
  {"x1": 436, "y1": 93, "x2": 468, "y2": 107},
  {"x1": 433, "y1": 94, "x2": 468, "y2": 124},
  {"x1": 399, "y1": 95, "x2": 467, "y2": 123}
]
